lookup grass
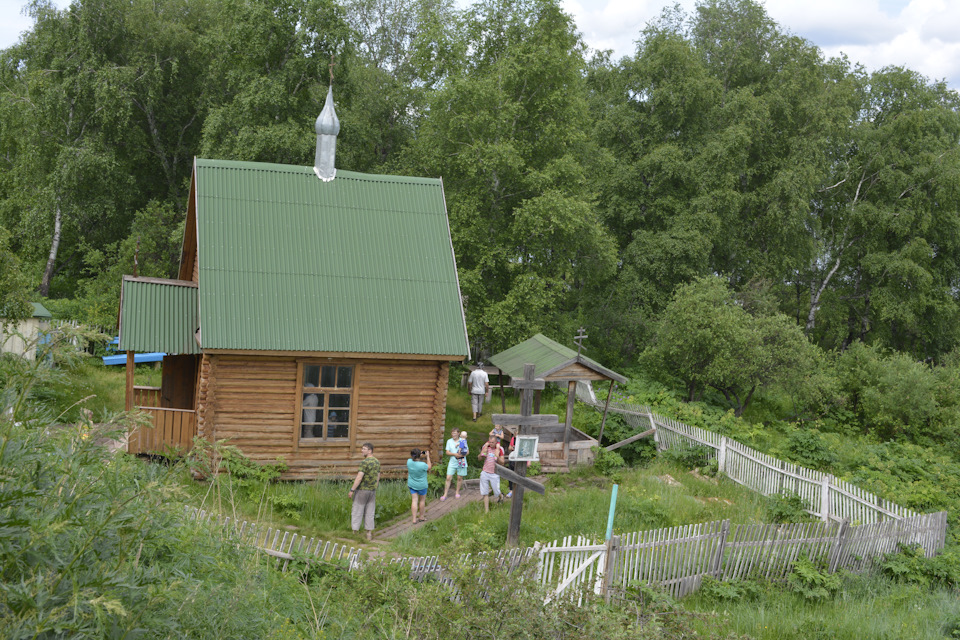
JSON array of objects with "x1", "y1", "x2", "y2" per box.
[
  {"x1": 5, "y1": 355, "x2": 160, "y2": 422},
  {"x1": 685, "y1": 574, "x2": 960, "y2": 639},
  {"x1": 179, "y1": 472, "x2": 415, "y2": 542},
  {"x1": 386, "y1": 460, "x2": 775, "y2": 557}
]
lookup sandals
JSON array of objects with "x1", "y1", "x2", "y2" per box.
[
  {"x1": 455, "y1": 493, "x2": 461, "y2": 499},
  {"x1": 440, "y1": 496, "x2": 447, "y2": 501}
]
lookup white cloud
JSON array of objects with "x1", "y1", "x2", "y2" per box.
[
  {"x1": 561, "y1": 0, "x2": 959, "y2": 88},
  {"x1": 2, "y1": 0, "x2": 958, "y2": 89},
  {"x1": 0, "y1": 0, "x2": 37, "y2": 50}
]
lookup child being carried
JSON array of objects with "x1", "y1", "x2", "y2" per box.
[{"x1": 458, "y1": 433, "x2": 469, "y2": 468}]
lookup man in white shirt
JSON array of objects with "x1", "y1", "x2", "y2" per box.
[{"x1": 467, "y1": 362, "x2": 490, "y2": 422}]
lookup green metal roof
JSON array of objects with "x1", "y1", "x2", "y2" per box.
[
  {"x1": 193, "y1": 158, "x2": 468, "y2": 356},
  {"x1": 488, "y1": 333, "x2": 627, "y2": 383},
  {"x1": 118, "y1": 277, "x2": 201, "y2": 354},
  {"x1": 30, "y1": 302, "x2": 51, "y2": 318}
]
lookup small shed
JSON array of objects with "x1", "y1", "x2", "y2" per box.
[
  {"x1": 1, "y1": 303, "x2": 52, "y2": 361},
  {"x1": 117, "y1": 88, "x2": 469, "y2": 479},
  {"x1": 488, "y1": 333, "x2": 627, "y2": 471}
]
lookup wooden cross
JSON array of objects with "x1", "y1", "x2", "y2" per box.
[
  {"x1": 574, "y1": 327, "x2": 588, "y2": 357},
  {"x1": 491, "y1": 363, "x2": 552, "y2": 547}
]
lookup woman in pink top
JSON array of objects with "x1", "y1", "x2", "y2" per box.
[{"x1": 477, "y1": 434, "x2": 505, "y2": 513}]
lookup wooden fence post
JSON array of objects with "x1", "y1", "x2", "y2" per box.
[
  {"x1": 820, "y1": 475, "x2": 833, "y2": 522},
  {"x1": 718, "y1": 437, "x2": 727, "y2": 474},
  {"x1": 828, "y1": 518, "x2": 849, "y2": 573},
  {"x1": 708, "y1": 520, "x2": 731, "y2": 578},
  {"x1": 602, "y1": 535, "x2": 619, "y2": 603}
]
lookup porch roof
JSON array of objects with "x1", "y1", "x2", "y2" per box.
[{"x1": 118, "y1": 277, "x2": 200, "y2": 355}]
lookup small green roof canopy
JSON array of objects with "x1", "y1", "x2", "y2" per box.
[
  {"x1": 30, "y1": 302, "x2": 52, "y2": 318},
  {"x1": 488, "y1": 333, "x2": 627, "y2": 384},
  {"x1": 193, "y1": 158, "x2": 469, "y2": 356},
  {"x1": 118, "y1": 277, "x2": 200, "y2": 355}
]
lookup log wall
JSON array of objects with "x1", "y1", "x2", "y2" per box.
[{"x1": 201, "y1": 354, "x2": 448, "y2": 480}]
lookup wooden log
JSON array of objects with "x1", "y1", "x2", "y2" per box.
[
  {"x1": 596, "y1": 380, "x2": 615, "y2": 445},
  {"x1": 125, "y1": 351, "x2": 134, "y2": 412},
  {"x1": 563, "y1": 380, "x2": 576, "y2": 459}
]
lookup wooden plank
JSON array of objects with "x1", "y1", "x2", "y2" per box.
[
  {"x1": 605, "y1": 428, "x2": 655, "y2": 452},
  {"x1": 494, "y1": 464, "x2": 545, "y2": 494},
  {"x1": 491, "y1": 414, "x2": 560, "y2": 427}
]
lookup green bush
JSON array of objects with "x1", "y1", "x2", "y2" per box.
[
  {"x1": 592, "y1": 446, "x2": 626, "y2": 476},
  {"x1": 878, "y1": 544, "x2": 960, "y2": 589},
  {"x1": 698, "y1": 575, "x2": 763, "y2": 602},
  {"x1": 787, "y1": 555, "x2": 842, "y2": 600},
  {"x1": 661, "y1": 444, "x2": 714, "y2": 469},
  {"x1": 765, "y1": 490, "x2": 812, "y2": 523},
  {"x1": 0, "y1": 409, "x2": 317, "y2": 638},
  {"x1": 781, "y1": 429, "x2": 837, "y2": 470}
]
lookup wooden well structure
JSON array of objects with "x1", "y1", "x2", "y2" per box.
[{"x1": 488, "y1": 334, "x2": 627, "y2": 472}]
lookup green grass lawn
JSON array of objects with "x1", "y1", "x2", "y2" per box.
[{"x1": 684, "y1": 575, "x2": 960, "y2": 640}]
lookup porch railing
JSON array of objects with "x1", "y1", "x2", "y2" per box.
[{"x1": 128, "y1": 406, "x2": 197, "y2": 455}]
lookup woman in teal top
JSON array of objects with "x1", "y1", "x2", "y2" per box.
[{"x1": 407, "y1": 449, "x2": 432, "y2": 524}]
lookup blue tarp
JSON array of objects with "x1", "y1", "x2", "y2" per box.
[{"x1": 102, "y1": 337, "x2": 165, "y2": 365}]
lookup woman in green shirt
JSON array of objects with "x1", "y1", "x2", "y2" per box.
[{"x1": 407, "y1": 449, "x2": 432, "y2": 524}]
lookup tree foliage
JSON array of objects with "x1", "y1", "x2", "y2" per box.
[{"x1": 644, "y1": 276, "x2": 816, "y2": 416}]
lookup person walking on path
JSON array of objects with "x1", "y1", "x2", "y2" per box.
[
  {"x1": 348, "y1": 443, "x2": 380, "y2": 540},
  {"x1": 441, "y1": 429, "x2": 467, "y2": 500},
  {"x1": 467, "y1": 363, "x2": 490, "y2": 422},
  {"x1": 478, "y1": 434, "x2": 505, "y2": 513},
  {"x1": 407, "y1": 449, "x2": 432, "y2": 524}
]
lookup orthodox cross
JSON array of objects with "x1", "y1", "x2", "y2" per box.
[
  {"x1": 574, "y1": 327, "x2": 588, "y2": 357},
  {"x1": 492, "y1": 363, "x2": 553, "y2": 547},
  {"x1": 329, "y1": 57, "x2": 336, "y2": 84}
]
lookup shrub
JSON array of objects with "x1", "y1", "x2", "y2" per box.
[
  {"x1": 782, "y1": 429, "x2": 837, "y2": 470},
  {"x1": 787, "y1": 555, "x2": 842, "y2": 600},
  {"x1": 592, "y1": 446, "x2": 626, "y2": 476},
  {"x1": 877, "y1": 544, "x2": 960, "y2": 589},
  {"x1": 0, "y1": 405, "x2": 316, "y2": 637},
  {"x1": 661, "y1": 444, "x2": 714, "y2": 469},
  {"x1": 765, "y1": 490, "x2": 811, "y2": 523},
  {"x1": 698, "y1": 575, "x2": 763, "y2": 602}
]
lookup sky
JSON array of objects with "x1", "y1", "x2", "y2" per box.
[{"x1": 1, "y1": 0, "x2": 957, "y2": 89}]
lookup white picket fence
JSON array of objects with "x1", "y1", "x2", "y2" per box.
[
  {"x1": 185, "y1": 507, "x2": 362, "y2": 571},
  {"x1": 584, "y1": 396, "x2": 919, "y2": 524},
  {"x1": 392, "y1": 510, "x2": 947, "y2": 601}
]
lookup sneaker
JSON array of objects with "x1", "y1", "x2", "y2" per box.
[{"x1": 506, "y1": 491, "x2": 512, "y2": 498}]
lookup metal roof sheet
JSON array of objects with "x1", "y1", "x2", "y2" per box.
[
  {"x1": 193, "y1": 158, "x2": 469, "y2": 356},
  {"x1": 488, "y1": 333, "x2": 627, "y2": 383},
  {"x1": 30, "y1": 302, "x2": 52, "y2": 318},
  {"x1": 118, "y1": 277, "x2": 200, "y2": 354}
]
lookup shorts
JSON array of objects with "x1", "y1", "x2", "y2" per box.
[
  {"x1": 479, "y1": 470, "x2": 501, "y2": 497},
  {"x1": 409, "y1": 487, "x2": 427, "y2": 496},
  {"x1": 471, "y1": 393, "x2": 485, "y2": 413},
  {"x1": 446, "y1": 457, "x2": 468, "y2": 477}
]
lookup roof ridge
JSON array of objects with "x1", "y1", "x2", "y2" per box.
[{"x1": 194, "y1": 157, "x2": 441, "y2": 186}]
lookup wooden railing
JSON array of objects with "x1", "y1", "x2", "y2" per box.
[
  {"x1": 186, "y1": 507, "x2": 361, "y2": 572},
  {"x1": 128, "y1": 406, "x2": 196, "y2": 455},
  {"x1": 133, "y1": 385, "x2": 161, "y2": 408}
]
